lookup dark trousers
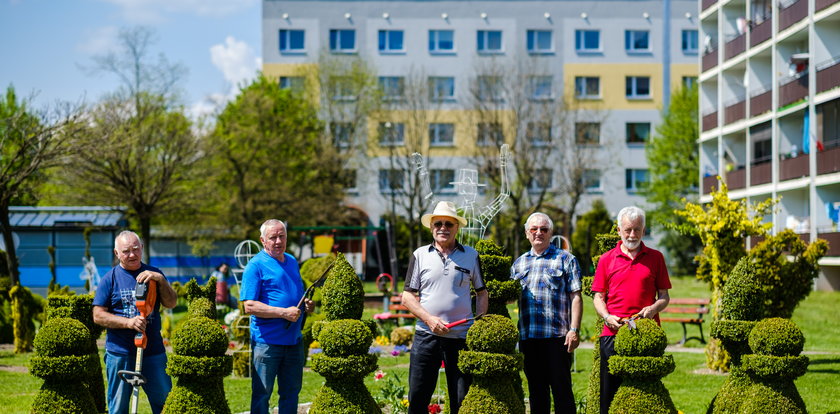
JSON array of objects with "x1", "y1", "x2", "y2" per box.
[
  {"x1": 599, "y1": 336, "x2": 622, "y2": 414},
  {"x1": 520, "y1": 338, "x2": 576, "y2": 414},
  {"x1": 408, "y1": 330, "x2": 471, "y2": 414}
]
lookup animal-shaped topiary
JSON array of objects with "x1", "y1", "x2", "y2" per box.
[
  {"x1": 474, "y1": 239, "x2": 518, "y2": 318},
  {"x1": 739, "y1": 318, "x2": 808, "y2": 413},
  {"x1": 458, "y1": 314, "x2": 525, "y2": 414},
  {"x1": 607, "y1": 319, "x2": 677, "y2": 414},
  {"x1": 30, "y1": 317, "x2": 99, "y2": 414},
  {"x1": 163, "y1": 277, "x2": 233, "y2": 414},
  {"x1": 310, "y1": 253, "x2": 381, "y2": 414}
]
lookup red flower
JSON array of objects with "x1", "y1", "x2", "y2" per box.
[{"x1": 428, "y1": 403, "x2": 442, "y2": 413}]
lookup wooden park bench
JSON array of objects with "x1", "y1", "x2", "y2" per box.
[
  {"x1": 383, "y1": 295, "x2": 417, "y2": 321},
  {"x1": 660, "y1": 298, "x2": 710, "y2": 345}
]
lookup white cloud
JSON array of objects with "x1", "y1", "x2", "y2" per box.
[
  {"x1": 100, "y1": 0, "x2": 257, "y2": 23},
  {"x1": 76, "y1": 26, "x2": 121, "y2": 56},
  {"x1": 210, "y1": 36, "x2": 259, "y2": 91}
]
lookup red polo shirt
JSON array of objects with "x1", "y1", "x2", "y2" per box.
[{"x1": 592, "y1": 241, "x2": 671, "y2": 336}]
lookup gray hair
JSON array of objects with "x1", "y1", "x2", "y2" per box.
[
  {"x1": 617, "y1": 206, "x2": 646, "y2": 229},
  {"x1": 260, "y1": 219, "x2": 286, "y2": 237},
  {"x1": 524, "y1": 212, "x2": 554, "y2": 231},
  {"x1": 114, "y1": 230, "x2": 143, "y2": 249}
]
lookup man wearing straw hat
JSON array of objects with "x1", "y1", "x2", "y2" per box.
[{"x1": 402, "y1": 201, "x2": 489, "y2": 414}]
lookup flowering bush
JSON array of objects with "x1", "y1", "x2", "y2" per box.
[
  {"x1": 309, "y1": 340, "x2": 321, "y2": 349},
  {"x1": 375, "y1": 335, "x2": 391, "y2": 346}
]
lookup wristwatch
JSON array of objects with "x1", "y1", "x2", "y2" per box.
[{"x1": 569, "y1": 327, "x2": 579, "y2": 333}]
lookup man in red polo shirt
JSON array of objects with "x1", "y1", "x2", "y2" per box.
[{"x1": 592, "y1": 206, "x2": 671, "y2": 414}]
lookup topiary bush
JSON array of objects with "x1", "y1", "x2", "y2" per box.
[
  {"x1": 607, "y1": 319, "x2": 676, "y2": 414},
  {"x1": 390, "y1": 327, "x2": 413, "y2": 347},
  {"x1": 474, "y1": 239, "x2": 518, "y2": 318},
  {"x1": 163, "y1": 278, "x2": 232, "y2": 414},
  {"x1": 584, "y1": 231, "x2": 618, "y2": 414},
  {"x1": 310, "y1": 254, "x2": 381, "y2": 414},
  {"x1": 748, "y1": 318, "x2": 804, "y2": 356},
  {"x1": 458, "y1": 314, "x2": 524, "y2": 414}
]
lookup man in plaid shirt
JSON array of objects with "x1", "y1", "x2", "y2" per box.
[{"x1": 512, "y1": 212, "x2": 583, "y2": 413}]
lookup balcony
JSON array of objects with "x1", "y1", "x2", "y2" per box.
[
  {"x1": 703, "y1": 48, "x2": 718, "y2": 72},
  {"x1": 703, "y1": 111, "x2": 718, "y2": 131},
  {"x1": 725, "y1": 34, "x2": 746, "y2": 60},
  {"x1": 750, "y1": 161, "x2": 772, "y2": 185},
  {"x1": 702, "y1": 0, "x2": 718, "y2": 10},
  {"x1": 779, "y1": 153, "x2": 809, "y2": 181},
  {"x1": 725, "y1": 98, "x2": 746, "y2": 124},
  {"x1": 779, "y1": 0, "x2": 807, "y2": 32},
  {"x1": 817, "y1": 232, "x2": 840, "y2": 256},
  {"x1": 779, "y1": 72, "x2": 809, "y2": 108},
  {"x1": 750, "y1": 89, "x2": 772, "y2": 116},
  {"x1": 817, "y1": 57, "x2": 840, "y2": 94},
  {"x1": 703, "y1": 175, "x2": 719, "y2": 194},
  {"x1": 818, "y1": 145, "x2": 840, "y2": 174},
  {"x1": 816, "y1": 0, "x2": 839, "y2": 12},
  {"x1": 750, "y1": 19, "x2": 772, "y2": 47},
  {"x1": 726, "y1": 167, "x2": 746, "y2": 189}
]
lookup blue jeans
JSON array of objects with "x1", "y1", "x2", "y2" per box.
[
  {"x1": 251, "y1": 341, "x2": 305, "y2": 414},
  {"x1": 105, "y1": 350, "x2": 172, "y2": 414}
]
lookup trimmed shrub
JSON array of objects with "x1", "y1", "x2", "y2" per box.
[
  {"x1": 303, "y1": 311, "x2": 326, "y2": 350},
  {"x1": 584, "y1": 230, "x2": 618, "y2": 414},
  {"x1": 720, "y1": 258, "x2": 765, "y2": 321},
  {"x1": 608, "y1": 355, "x2": 675, "y2": 379},
  {"x1": 465, "y1": 314, "x2": 518, "y2": 354},
  {"x1": 318, "y1": 319, "x2": 373, "y2": 357},
  {"x1": 322, "y1": 253, "x2": 364, "y2": 321},
  {"x1": 311, "y1": 353, "x2": 378, "y2": 379},
  {"x1": 390, "y1": 327, "x2": 413, "y2": 346},
  {"x1": 614, "y1": 319, "x2": 667, "y2": 357},
  {"x1": 608, "y1": 320, "x2": 676, "y2": 414},
  {"x1": 748, "y1": 318, "x2": 804, "y2": 356},
  {"x1": 475, "y1": 239, "x2": 517, "y2": 318},
  {"x1": 172, "y1": 317, "x2": 229, "y2": 356}
]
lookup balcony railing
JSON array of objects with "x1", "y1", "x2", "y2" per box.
[
  {"x1": 817, "y1": 57, "x2": 840, "y2": 94},
  {"x1": 779, "y1": 153, "x2": 809, "y2": 181},
  {"x1": 702, "y1": 48, "x2": 718, "y2": 72},
  {"x1": 816, "y1": 0, "x2": 839, "y2": 12},
  {"x1": 725, "y1": 34, "x2": 746, "y2": 60},
  {"x1": 725, "y1": 98, "x2": 746, "y2": 124},
  {"x1": 817, "y1": 145, "x2": 840, "y2": 175},
  {"x1": 779, "y1": 72, "x2": 809, "y2": 107},
  {"x1": 702, "y1": 0, "x2": 718, "y2": 10},
  {"x1": 703, "y1": 175, "x2": 718, "y2": 194},
  {"x1": 750, "y1": 89, "x2": 772, "y2": 116},
  {"x1": 726, "y1": 168, "x2": 746, "y2": 189},
  {"x1": 779, "y1": 0, "x2": 808, "y2": 31},
  {"x1": 750, "y1": 18, "x2": 772, "y2": 47},
  {"x1": 750, "y1": 161, "x2": 772, "y2": 185},
  {"x1": 702, "y1": 111, "x2": 718, "y2": 132},
  {"x1": 817, "y1": 232, "x2": 840, "y2": 256}
]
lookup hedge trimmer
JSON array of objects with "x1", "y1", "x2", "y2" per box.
[
  {"x1": 117, "y1": 280, "x2": 157, "y2": 414},
  {"x1": 444, "y1": 312, "x2": 485, "y2": 329},
  {"x1": 286, "y1": 259, "x2": 335, "y2": 328},
  {"x1": 619, "y1": 313, "x2": 643, "y2": 330}
]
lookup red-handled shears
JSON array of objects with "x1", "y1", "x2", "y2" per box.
[
  {"x1": 619, "y1": 313, "x2": 643, "y2": 330},
  {"x1": 444, "y1": 312, "x2": 485, "y2": 329}
]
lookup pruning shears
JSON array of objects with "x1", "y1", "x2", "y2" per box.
[
  {"x1": 444, "y1": 312, "x2": 485, "y2": 329},
  {"x1": 286, "y1": 259, "x2": 335, "y2": 328},
  {"x1": 619, "y1": 313, "x2": 643, "y2": 330}
]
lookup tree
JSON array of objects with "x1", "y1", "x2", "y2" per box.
[
  {"x1": 209, "y1": 75, "x2": 347, "y2": 237},
  {"x1": 643, "y1": 84, "x2": 702, "y2": 275},
  {"x1": 0, "y1": 86, "x2": 82, "y2": 284},
  {"x1": 571, "y1": 199, "x2": 614, "y2": 275}
]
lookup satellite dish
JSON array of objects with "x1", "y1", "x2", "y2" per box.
[{"x1": 234, "y1": 240, "x2": 261, "y2": 269}]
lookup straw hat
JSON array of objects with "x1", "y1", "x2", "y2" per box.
[{"x1": 421, "y1": 201, "x2": 468, "y2": 228}]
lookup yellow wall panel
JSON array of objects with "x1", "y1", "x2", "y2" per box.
[{"x1": 564, "y1": 63, "x2": 663, "y2": 110}]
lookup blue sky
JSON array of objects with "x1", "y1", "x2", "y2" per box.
[{"x1": 0, "y1": 0, "x2": 262, "y2": 117}]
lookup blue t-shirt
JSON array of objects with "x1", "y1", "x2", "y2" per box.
[
  {"x1": 240, "y1": 251, "x2": 305, "y2": 346},
  {"x1": 93, "y1": 263, "x2": 167, "y2": 356}
]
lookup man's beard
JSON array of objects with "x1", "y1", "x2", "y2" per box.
[{"x1": 624, "y1": 239, "x2": 641, "y2": 250}]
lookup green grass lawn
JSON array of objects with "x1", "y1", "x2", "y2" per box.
[{"x1": 1, "y1": 276, "x2": 838, "y2": 414}]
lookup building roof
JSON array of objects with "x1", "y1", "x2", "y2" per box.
[{"x1": 9, "y1": 206, "x2": 127, "y2": 228}]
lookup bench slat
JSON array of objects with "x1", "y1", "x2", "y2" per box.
[
  {"x1": 663, "y1": 307, "x2": 709, "y2": 314},
  {"x1": 661, "y1": 317, "x2": 703, "y2": 324},
  {"x1": 668, "y1": 298, "x2": 710, "y2": 306}
]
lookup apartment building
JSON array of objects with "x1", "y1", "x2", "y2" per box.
[
  {"x1": 263, "y1": 0, "x2": 698, "y2": 239},
  {"x1": 698, "y1": 0, "x2": 840, "y2": 289}
]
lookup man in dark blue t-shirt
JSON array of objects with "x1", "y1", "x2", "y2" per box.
[
  {"x1": 93, "y1": 231, "x2": 177, "y2": 414},
  {"x1": 241, "y1": 219, "x2": 313, "y2": 414}
]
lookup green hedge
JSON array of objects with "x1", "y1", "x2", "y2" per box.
[
  {"x1": 614, "y1": 319, "x2": 667, "y2": 357},
  {"x1": 748, "y1": 318, "x2": 804, "y2": 356},
  {"x1": 308, "y1": 378, "x2": 381, "y2": 414},
  {"x1": 163, "y1": 379, "x2": 230, "y2": 414},
  {"x1": 318, "y1": 319, "x2": 373, "y2": 357},
  {"x1": 608, "y1": 380, "x2": 677, "y2": 414},
  {"x1": 458, "y1": 350, "x2": 521, "y2": 377},
  {"x1": 310, "y1": 353, "x2": 378, "y2": 380},
  {"x1": 720, "y1": 257, "x2": 765, "y2": 321},
  {"x1": 33, "y1": 317, "x2": 90, "y2": 357},
  {"x1": 739, "y1": 381, "x2": 806, "y2": 414},
  {"x1": 172, "y1": 317, "x2": 229, "y2": 357},
  {"x1": 30, "y1": 381, "x2": 97, "y2": 414},
  {"x1": 459, "y1": 377, "x2": 525, "y2": 414},
  {"x1": 167, "y1": 354, "x2": 233, "y2": 378},
  {"x1": 30, "y1": 354, "x2": 99, "y2": 379},
  {"x1": 742, "y1": 354, "x2": 809, "y2": 379},
  {"x1": 322, "y1": 253, "x2": 364, "y2": 321},
  {"x1": 608, "y1": 355, "x2": 675, "y2": 379},
  {"x1": 465, "y1": 314, "x2": 518, "y2": 354}
]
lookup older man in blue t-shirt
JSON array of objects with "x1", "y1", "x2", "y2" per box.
[
  {"x1": 93, "y1": 231, "x2": 178, "y2": 414},
  {"x1": 240, "y1": 219, "x2": 314, "y2": 414}
]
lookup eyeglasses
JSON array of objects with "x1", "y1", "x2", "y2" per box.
[
  {"x1": 433, "y1": 221, "x2": 456, "y2": 229},
  {"x1": 528, "y1": 227, "x2": 550, "y2": 234}
]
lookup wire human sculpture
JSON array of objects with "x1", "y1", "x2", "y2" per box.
[{"x1": 411, "y1": 144, "x2": 511, "y2": 241}]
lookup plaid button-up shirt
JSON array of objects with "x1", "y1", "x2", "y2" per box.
[{"x1": 511, "y1": 244, "x2": 582, "y2": 340}]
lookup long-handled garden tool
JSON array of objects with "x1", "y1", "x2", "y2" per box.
[
  {"x1": 286, "y1": 259, "x2": 336, "y2": 328},
  {"x1": 117, "y1": 279, "x2": 158, "y2": 414},
  {"x1": 444, "y1": 312, "x2": 485, "y2": 329}
]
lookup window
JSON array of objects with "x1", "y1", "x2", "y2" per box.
[
  {"x1": 477, "y1": 30, "x2": 503, "y2": 53},
  {"x1": 527, "y1": 122, "x2": 552, "y2": 146},
  {"x1": 429, "y1": 123, "x2": 455, "y2": 146},
  {"x1": 527, "y1": 30, "x2": 553, "y2": 53},
  {"x1": 378, "y1": 122, "x2": 405, "y2": 146},
  {"x1": 330, "y1": 77, "x2": 355, "y2": 101},
  {"x1": 279, "y1": 76, "x2": 304, "y2": 92},
  {"x1": 625, "y1": 169, "x2": 649, "y2": 193},
  {"x1": 575, "y1": 122, "x2": 601, "y2": 145},
  {"x1": 477, "y1": 122, "x2": 504, "y2": 147},
  {"x1": 378, "y1": 30, "x2": 404, "y2": 53},
  {"x1": 431, "y1": 169, "x2": 456, "y2": 194},
  {"x1": 682, "y1": 30, "x2": 699, "y2": 54},
  {"x1": 330, "y1": 122, "x2": 353, "y2": 148},
  {"x1": 379, "y1": 169, "x2": 405, "y2": 194},
  {"x1": 429, "y1": 77, "x2": 455, "y2": 101},
  {"x1": 528, "y1": 169, "x2": 553, "y2": 192},
  {"x1": 626, "y1": 76, "x2": 651, "y2": 98},
  {"x1": 379, "y1": 76, "x2": 405, "y2": 100},
  {"x1": 819, "y1": 99, "x2": 840, "y2": 149},
  {"x1": 429, "y1": 30, "x2": 455, "y2": 53},
  {"x1": 575, "y1": 30, "x2": 600, "y2": 52},
  {"x1": 342, "y1": 169, "x2": 357, "y2": 191},
  {"x1": 478, "y1": 76, "x2": 503, "y2": 102},
  {"x1": 279, "y1": 29, "x2": 305, "y2": 52},
  {"x1": 626, "y1": 122, "x2": 651, "y2": 144},
  {"x1": 583, "y1": 169, "x2": 602, "y2": 192},
  {"x1": 683, "y1": 76, "x2": 698, "y2": 89},
  {"x1": 529, "y1": 76, "x2": 553, "y2": 100},
  {"x1": 625, "y1": 30, "x2": 650, "y2": 52},
  {"x1": 574, "y1": 76, "x2": 600, "y2": 99},
  {"x1": 753, "y1": 139, "x2": 772, "y2": 164},
  {"x1": 329, "y1": 29, "x2": 356, "y2": 52}
]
